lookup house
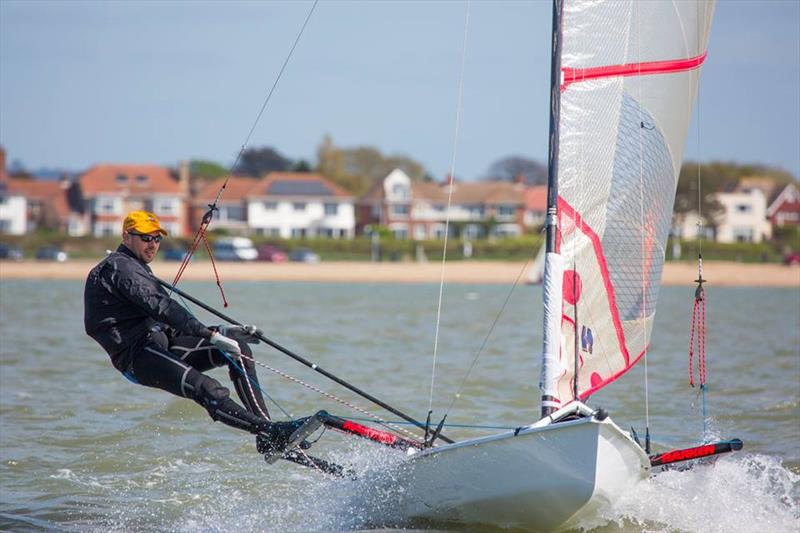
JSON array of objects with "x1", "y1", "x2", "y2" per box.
[
  {"x1": 358, "y1": 169, "x2": 527, "y2": 240},
  {"x1": 6, "y1": 177, "x2": 84, "y2": 235},
  {"x1": 714, "y1": 187, "x2": 772, "y2": 243},
  {"x1": 766, "y1": 182, "x2": 800, "y2": 227},
  {"x1": 0, "y1": 147, "x2": 26, "y2": 235},
  {"x1": 77, "y1": 164, "x2": 188, "y2": 237},
  {"x1": 247, "y1": 172, "x2": 355, "y2": 238},
  {"x1": 0, "y1": 147, "x2": 84, "y2": 235},
  {"x1": 192, "y1": 176, "x2": 260, "y2": 233},
  {"x1": 524, "y1": 185, "x2": 547, "y2": 229}
]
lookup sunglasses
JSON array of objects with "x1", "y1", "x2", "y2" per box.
[{"x1": 129, "y1": 232, "x2": 163, "y2": 244}]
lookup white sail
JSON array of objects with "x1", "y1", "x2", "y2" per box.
[{"x1": 550, "y1": 1, "x2": 716, "y2": 403}]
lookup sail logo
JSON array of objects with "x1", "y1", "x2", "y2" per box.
[{"x1": 581, "y1": 326, "x2": 594, "y2": 355}]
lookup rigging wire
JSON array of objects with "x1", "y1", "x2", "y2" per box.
[
  {"x1": 690, "y1": 0, "x2": 710, "y2": 438},
  {"x1": 170, "y1": 0, "x2": 319, "y2": 301},
  {"x1": 428, "y1": 0, "x2": 471, "y2": 416},
  {"x1": 635, "y1": 2, "x2": 652, "y2": 453}
]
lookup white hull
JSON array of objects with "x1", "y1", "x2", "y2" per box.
[{"x1": 356, "y1": 404, "x2": 650, "y2": 531}]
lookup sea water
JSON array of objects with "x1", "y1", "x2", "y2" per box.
[{"x1": 1, "y1": 278, "x2": 797, "y2": 532}]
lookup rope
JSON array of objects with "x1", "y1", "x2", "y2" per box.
[
  {"x1": 428, "y1": 0, "x2": 471, "y2": 415},
  {"x1": 170, "y1": 0, "x2": 319, "y2": 303},
  {"x1": 635, "y1": 1, "x2": 652, "y2": 440}
]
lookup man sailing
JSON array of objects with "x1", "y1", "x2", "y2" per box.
[{"x1": 84, "y1": 210, "x2": 305, "y2": 456}]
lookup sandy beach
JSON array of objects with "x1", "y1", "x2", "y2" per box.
[{"x1": 1, "y1": 259, "x2": 798, "y2": 287}]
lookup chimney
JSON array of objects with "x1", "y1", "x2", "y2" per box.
[
  {"x1": 178, "y1": 160, "x2": 190, "y2": 195},
  {"x1": 514, "y1": 173, "x2": 526, "y2": 185}
]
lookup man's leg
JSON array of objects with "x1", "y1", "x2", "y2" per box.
[
  {"x1": 125, "y1": 336, "x2": 300, "y2": 451},
  {"x1": 169, "y1": 335, "x2": 271, "y2": 420}
]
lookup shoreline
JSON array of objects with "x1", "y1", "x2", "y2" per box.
[{"x1": 1, "y1": 259, "x2": 798, "y2": 287}]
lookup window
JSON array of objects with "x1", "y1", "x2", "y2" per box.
[
  {"x1": 256, "y1": 227, "x2": 280, "y2": 237},
  {"x1": 733, "y1": 227, "x2": 753, "y2": 242},
  {"x1": 414, "y1": 225, "x2": 427, "y2": 240},
  {"x1": 434, "y1": 204, "x2": 445, "y2": 212},
  {"x1": 263, "y1": 201, "x2": 278, "y2": 211},
  {"x1": 154, "y1": 198, "x2": 175, "y2": 215},
  {"x1": 324, "y1": 203, "x2": 338, "y2": 216},
  {"x1": 469, "y1": 205, "x2": 485, "y2": 217},
  {"x1": 291, "y1": 228, "x2": 307, "y2": 238},
  {"x1": 293, "y1": 202, "x2": 306, "y2": 212},
  {"x1": 96, "y1": 197, "x2": 118, "y2": 214},
  {"x1": 136, "y1": 174, "x2": 148, "y2": 184},
  {"x1": 497, "y1": 204, "x2": 515, "y2": 217},
  {"x1": 319, "y1": 228, "x2": 334, "y2": 238},
  {"x1": 0, "y1": 195, "x2": 7, "y2": 206},
  {"x1": 223, "y1": 205, "x2": 246, "y2": 222},
  {"x1": 392, "y1": 227, "x2": 408, "y2": 239},
  {"x1": 391, "y1": 204, "x2": 410, "y2": 216},
  {"x1": 115, "y1": 174, "x2": 128, "y2": 184},
  {"x1": 392, "y1": 184, "x2": 409, "y2": 200},
  {"x1": 735, "y1": 204, "x2": 752, "y2": 213}
]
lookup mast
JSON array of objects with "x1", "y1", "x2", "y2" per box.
[{"x1": 540, "y1": 0, "x2": 565, "y2": 419}]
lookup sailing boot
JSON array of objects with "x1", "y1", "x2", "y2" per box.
[{"x1": 255, "y1": 417, "x2": 311, "y2": 456}]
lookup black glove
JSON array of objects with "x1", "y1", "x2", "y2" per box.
[{"x1": 218, "y1": 324, "x2": 263, "y2": 344}]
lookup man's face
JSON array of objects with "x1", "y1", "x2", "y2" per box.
[{"x1": 123, "y1": 230, "x2": 163, "y2": 264}]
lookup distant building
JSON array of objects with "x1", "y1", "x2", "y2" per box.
[
  {"x1": 0, "y1": 147, "x2": 26, "y2": 235},
  {"x1": 77, "y1": 164, "x2": 188, "y2": 237},
  {"x1": 192, "y1": 176, "x2": 259, "y2": 234},
  {"x1": 358, "y1": 169, "x2": 528, "y2": 240},
  {"x1": 524, "y1": 185, "x2": 547, "y2": 228},
  {"x1": 248, "y1": 172, "x2": 354, "y2": 238},
  {"x1": 714, "y1": 187, "x2": 772, "y2": 243},
  {"x1": 766, "y1": 182, "x2": 800, "y2": 227}
]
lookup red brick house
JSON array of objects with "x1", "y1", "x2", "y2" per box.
[{"x1": 77, "y1": 164, "x2": 188, "y2": 237}]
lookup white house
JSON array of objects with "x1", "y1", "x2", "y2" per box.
[
  {"x1": 714, "y1": 188, "x2": 772, "y2": 243},
  {"x1": 0, "y1": 181, "x2": 27, "y2": 235},
  {"x1": 247, "y1": 172, "x2": 355, "y2": 239}
]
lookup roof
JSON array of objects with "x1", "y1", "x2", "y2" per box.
[
  {"x1": 79, "y1": 164, "x2": 180, "y2": 195},
  {"x1": 524, "y1": 185, "x2": 548, "y2": 210},
  {"x1": 250, "y1": 172, "x2": 350, "y2": 198},
  {"x1": 7, "y1": 178, "x2": 72, "y2": 219},
  {"x1": 767, "y1": 182, "x2": 800, "y2": 217},
  {"x1": 411, "y1": 181, "x2": 525, "y2": 205},
  {"x1": 735, "y1": 176, "x2": 780, "y2": 202},
  {"x1": 193, "y1": 176, "x2": 260, "y2": 203}
]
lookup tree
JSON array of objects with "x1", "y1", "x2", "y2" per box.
[
  {"x1": 486, "y1": 156, "x2": 548, "y2": 185},
  {"x1": 233, "y1": 146, "x2": 291, "y2": 177},
  {"x1": 316, "y1": 134, "x2": 429, "y2": 195},
  {"x1": 190, "y1": 160, "x2": 228, "y2": 180}
]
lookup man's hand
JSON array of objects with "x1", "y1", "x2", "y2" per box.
[
  {"x1": 218, "y1": 324, "x2": 263, "y2": 344},
  {"x1": 210, "y1": 331, "x2": 242, "y2": 356}
]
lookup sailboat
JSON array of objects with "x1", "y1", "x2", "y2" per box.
[
  {"x1": 346, "y1": 0, "x2": 727, "y2": 529},
  {"x1": 165, "y1": 0, "x2": 739, "y2": 529}
]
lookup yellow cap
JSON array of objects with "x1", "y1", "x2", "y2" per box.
[{"x1": 123, "y1": 211, "x2": 168, "y2": 236}]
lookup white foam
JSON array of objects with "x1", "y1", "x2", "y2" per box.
[{"x1": 584, "y1": 453, "x2": 799, "y2": 533}]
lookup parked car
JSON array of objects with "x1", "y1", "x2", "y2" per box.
[
  {"x1": 289, "y1": 248, "x2": 320, "y2": 263},
  {"x1": 35, "y1": 246, "x2": 68, "y2": 262},
  {"x1": 163, "y1": 247, "x2": 191, "y2": 262},
  {"x1": 0, "y1": 244, "x2": 23, "y2": 261},
  {"x1": 256, "y1": 245, "x2": 288, "y2": 262},
  {"x1": 212, "y1": 237, "x2": 258, "y2": 261},
  {"x1": 784, "y1": 252, "x2": 800, "y2": 266}
]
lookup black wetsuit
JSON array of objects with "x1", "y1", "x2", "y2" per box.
[{"x1": 84, "y1": 244, "x2": 272, "y2": 434}]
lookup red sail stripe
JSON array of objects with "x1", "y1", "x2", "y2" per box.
[{"x1": 561, "y1": 52, "x2": 708, "y2": 91}]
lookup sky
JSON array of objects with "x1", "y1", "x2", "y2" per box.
[{"x1": 1, "y1": 0, "x2": 798, "y2": 181}]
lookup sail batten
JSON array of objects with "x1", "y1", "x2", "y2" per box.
[{"x1": 542, "y1": 0, "x2": 716, "y2": 404}]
